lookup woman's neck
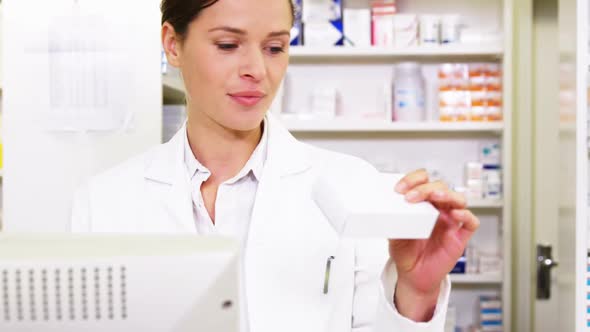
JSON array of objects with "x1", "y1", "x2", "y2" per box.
[{"x1": 185, "y1": 109, "x2": 263, "y2": 183}]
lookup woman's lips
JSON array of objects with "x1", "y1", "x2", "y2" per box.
[{"x1": 228, "y1": 91, "x2": 266, "y2": 107}]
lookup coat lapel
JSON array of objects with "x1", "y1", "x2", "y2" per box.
[
  {"x1": 141, "y1": 114, "x2": 312, "y2": 236},
  {"x1": 246, "y1": 114, "x2": 340, "y2": 331},
  {"x1": 247, "y1": 113, "x2": 313, "y2": 243},
  {"x1": 143, "y1": 125, "x2": 195, "y2": 233}
]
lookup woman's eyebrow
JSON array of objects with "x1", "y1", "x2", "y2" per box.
[
  {"x1": 208, "y1": 26, "x2": 290, "y2": 38},
  {"x1": 267, "y1": 30, "x2": 290, "y2": 38},
  {"x1": 208, "y1": 26, "x2": 246, "y2": 35}
]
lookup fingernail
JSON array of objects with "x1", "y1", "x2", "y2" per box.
[
  {"x1": 395, "y1": 181, "x2": 408, "y2": 193},
  {"x1": 405, "y1": 190, "x2": 420, "y2": 202},
  {"x1": 433, "y1": 190, "x2": 446, "y2": 199}
]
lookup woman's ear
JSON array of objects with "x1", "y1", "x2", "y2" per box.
[{"x1": 162, "y1": 22, "x2": 181, "y2": 68}]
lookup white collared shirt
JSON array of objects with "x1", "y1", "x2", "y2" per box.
[{"x1": 183, "y1": 119, "x2": 268, "y2": 246}]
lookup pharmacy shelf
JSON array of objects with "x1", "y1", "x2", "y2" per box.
[
  {"x1": 283, "y1": 4, "x2": 513, "y2": 331},
  {"x1": 162, "y1": 74, "x2": 184, "y2": 92},
  {"x1": 559, "y1": 122, "x2": 576, "y2": 134},
  {"x1": 451, "y1": 274, "x2": 503, "y2": 285},
  {"x1": 162, "y1": 73, "x2": 185, "y2": 104},
  {"x1": 289, "y1": 42, "x2": 504, "y2": 60},
  {"x1": 281, "y1": 118, "x2": 504, "y2": 133},
  {"x1": 468, "y1": 200, "x2": 503, "y2": 209},
  {"x1": 559, "y1": 203, "x2": 575, "y2": 211}
]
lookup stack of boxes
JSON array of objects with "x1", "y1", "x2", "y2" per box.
[
  {"x1": 290, "y1": 0, "x2": 469, "y2": 48},
  {"x1": 343, "y1": 8, "x2": 371, "y2": 47},
  {"x1": 300, "y1": 0, "x2": 344, "y2": 47},
  {"x1": 392, "y1": 14, "x2": 419, "y2": 48},
  {"x1": 445, "y1": 305, "x2": 457, "y2": 332},
  {"x1": 439, "y1": 64, "x2": 470, "y2": 122},
  {"x1": 469, "y1": 64, "x2": 503, "y2": 122},
  {"x1": 370, "y1": 0, "x2": 396, "y2": 47},
  {"x1": 290, "y1": 0, "x2": 303, "y2": 46},
  {"x1": 451, "y1": 245, "x2": 502, "y2": 277},
  {"x1": 587, "y1": 257, "x2": 590, "y2": 329},
  {"x1": 439, "y1": 63, "x2": 503, "y2": 123},
  {"x1": 478, "y1": 296, "x2": 503, "y2": 332},
  {"x1": 451, "y1": 252, "x2": 467, "y2": 274},
  {"x1": 480, "y1": 143, "x2": 502, "y2": 201},
  {"x1": 465, "y1": 161, "x2": 485, "y2": 202},
  {"x1": 451, "y1": 142, "x2": 503, "y2": 278},
  {"x1": 463, "y1": 143, "x2": 503, "y2": 202}
]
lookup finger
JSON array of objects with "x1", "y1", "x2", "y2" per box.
[
  {"x1": 428, "y1": 211, "x2": 463, "y2": 247},
  {"x1": 395, "y1": 169, "x2": 429, "y2": 194},
  {"x1": 431, "y1": 210, "x2": 455, "y2": 235},
  {"x1": 437, "y1": 210, "x2": 455, "y2": 228},
  {"x1": 404, "y1": 180, "x2": 447, "y2": 203},
  {"x1": 429, "y1": 189, "x2": 467, "y2": 210},
  {"x1": 451, "y1": 209, "x2": 480, "y2": 245}
]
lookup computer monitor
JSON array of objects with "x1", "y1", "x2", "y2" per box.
[{"x1": 0, "y1": 234, "x2": 240, "y2": 332}]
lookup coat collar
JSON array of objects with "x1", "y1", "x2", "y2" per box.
[
  {"x1": 143, "y1": 112, "x2": 312, "y2": 184},
  {"x1": 183, "y1": 117, "x2": 269, "y2": 183}
]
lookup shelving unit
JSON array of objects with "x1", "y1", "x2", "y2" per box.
[
  {"x1": 162, "y1": 74, "x2": 184, "y2": 93},
  {"x1": 277, "y1": 1, "x2": 512, "y2": 331},
  {"x1": 451, "y1": 274, "x2": 503, "y2": 284},
  {"x1": 559, "y1": 122, "x2": 577, "y2": 135},
  {"x1": 280, "y1": 117, "x2": 504, "y2": 133},
  {"x1": 289, "y1": 42, "x2": 503, "y2": 60},
  {"x1": 161, "y1": 1, "x2": 513, "y2": 330},
  {"x1": 468, "y1": 200, "x2": 504, "y2": 209},
  {"x1": 162, "y1": 73, "x2": 185, "y2": 104}
]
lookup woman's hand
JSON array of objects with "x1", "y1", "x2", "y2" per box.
[{"x1": 389, "y1": 169, "x2": 480, "y2": 322}]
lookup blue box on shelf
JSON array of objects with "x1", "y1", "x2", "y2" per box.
[
  {"x1": 450, "y1": 252, "x2": 466, "y2": 274},
  {"x1": 301, "y1": 0, "x2": 344, "y2": 46},
  {"x1": 291, "y1": 0, "x2": 303, "y2": 46}
]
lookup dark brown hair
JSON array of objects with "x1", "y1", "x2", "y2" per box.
[{"x1": 161, "y1": 0, "x2": 295, "y2": 40}]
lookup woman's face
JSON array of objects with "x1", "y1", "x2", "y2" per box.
[{"x1": 164, "y1": 0, "x2": 292, "y2": 132}]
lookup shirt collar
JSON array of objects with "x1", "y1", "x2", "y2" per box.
[{"x1": 183, "y1": 117, "x2": 268, "y2": 183}]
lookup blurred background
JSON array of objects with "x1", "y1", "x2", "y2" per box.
[{"x1": 0, "y1": 0, "x2": 589, "y2": 331}]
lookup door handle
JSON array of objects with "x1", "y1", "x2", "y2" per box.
[{"x1": 537, "y1": 244, "x2": 558, "y2": 300}]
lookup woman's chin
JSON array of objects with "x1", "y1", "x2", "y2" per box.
[{"x1": 218, "y1": 111, "x2": 266, "y2": 132}]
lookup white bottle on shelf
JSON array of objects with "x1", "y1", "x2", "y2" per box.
[
  {"x1": 441, "y1": 15, "x2": 462, "y2": 44},
  {"x1": 393, "y1": 62, "x2": 426, "y2": 122},
  {"x1": 419, "y1": 15, "x2": 441, "y2": 45}
]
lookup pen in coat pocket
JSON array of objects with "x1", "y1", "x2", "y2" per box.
[{"x1": 323, "y1": 256, "x2": 335, "y2": 294}]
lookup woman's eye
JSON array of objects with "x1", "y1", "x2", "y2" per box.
[
  {"x1": 268, "y1": 46, "x2": 285, "y2": 54},
  {"x1": 217, "y1": 43, "x2": 238, "y2": 51}
]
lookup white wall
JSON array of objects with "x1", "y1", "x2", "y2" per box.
[
  {"x1": 2, "y1": 0, "x2": 162, "y2": 232},
  {"x1": 0, "y1": 2, "x2": 4, "y2": 89}
]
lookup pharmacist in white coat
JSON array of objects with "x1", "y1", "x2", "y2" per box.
[{"x1": 71, "y1": 0, "x2": 480, "y2": 331}]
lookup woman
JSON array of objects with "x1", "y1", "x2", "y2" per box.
[{"x1": 71, "y1": 0, "x2": 480, "y2": 331}]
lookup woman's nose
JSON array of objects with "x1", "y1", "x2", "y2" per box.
[{"x1": 238, "y1": 48, "x2": 267, "y2": 82}]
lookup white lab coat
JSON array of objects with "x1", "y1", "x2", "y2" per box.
[{"x1": 71, "y1": 113, "x2": 450, "y2": 332}]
